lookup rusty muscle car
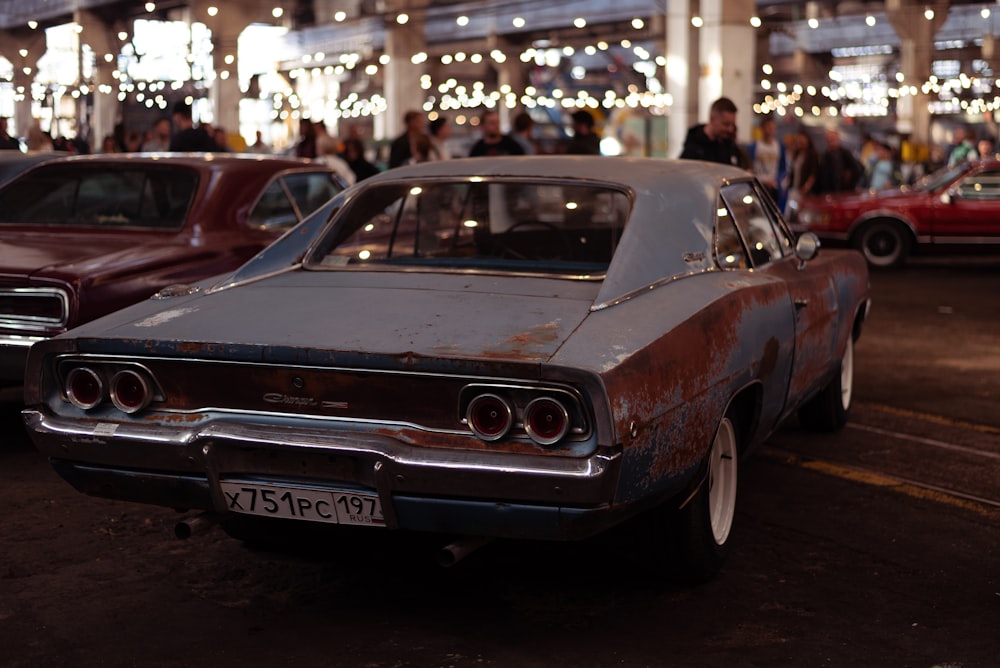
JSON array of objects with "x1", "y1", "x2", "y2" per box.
[{"x1": 23, "y1": 157, "x2": 870, "y2": 582}]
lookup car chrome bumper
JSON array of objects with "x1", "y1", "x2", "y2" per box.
[{"x1": 24, "y1": 410, "x2": 625, "y2": 540}]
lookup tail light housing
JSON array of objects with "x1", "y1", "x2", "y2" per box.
[
  {"x1": 524, "y1": 397, "x2": 570, "y2": 445},
  {"x1": 466, "y1": 393, "x2": 513, "y2": 441},
  {"x1": 110, "y1": 369, "x2": 153, "y2": 414},
  {"x1": 65, "y1": 367, "x2": 104, "y2": 410},
  {"x1": 461, "y1": 384, "x2": 589, "y2": 447},
  {"x1": 58, "y1": 360, "x2": 161, "y2": 414}
]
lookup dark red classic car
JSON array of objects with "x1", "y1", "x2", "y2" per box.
[
  {"x1": 795, "y1": 159, "x2": 1000, "y2": 266},
  {"x1": 0, "y1": 153, "x2": 343, "y2": 383}
]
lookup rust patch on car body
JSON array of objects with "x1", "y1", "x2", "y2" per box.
[{"x1": 601, "y1": 279, "x2": 794, "y2": 503}]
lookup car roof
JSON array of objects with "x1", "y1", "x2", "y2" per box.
[
  {"x1": 46, "y1": 152, "x2": 322, "y2": 170},
  {"x1": 376, "y1": 155, "x2": 749, "y2": 184},
  {"x1": 358, "y1": 156, "x2": 753, "y2": 308}
]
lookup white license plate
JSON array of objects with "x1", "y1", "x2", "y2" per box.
[{"x1": 220, "y1": 481, "x2": 385, "y2": 527}]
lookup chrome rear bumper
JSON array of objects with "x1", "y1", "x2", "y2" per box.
[{"x1": 24, "y1": 409, "x2": 625, "y2": 540}]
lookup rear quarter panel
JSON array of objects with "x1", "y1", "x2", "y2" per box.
[{"x1": 550, "y1": 271, "x2": 797, "y2": 506}]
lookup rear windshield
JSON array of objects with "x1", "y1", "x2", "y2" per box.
[
  {"x1": 0, "y1": 165, "x2": 197, "y2": 229},
  {"x1": 306, "y1": 180, "x2": 630, "y2": 275}
]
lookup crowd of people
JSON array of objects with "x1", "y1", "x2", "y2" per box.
[
  {"x1": 679, "y1": 95, "x2": 999, "y2": 219},
  {"x1": 5, "y1": 97, "x2": 992, "y2": 200}
]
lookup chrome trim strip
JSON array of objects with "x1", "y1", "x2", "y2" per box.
[
  {"x1": 591, "y1": 268, "x2": 708, "y2": 311},
  {"x1": 0, "y1": 334, "x2": 47, "y2": 347},
  {"x1": 26, "y1": 410, "x2": 615, "y2": 481},
  {"x1": 55, "y1": 353, "x2": 543, "y2": 383},
  {"x1": 930, "y1": 236, "x2": 1000, "y2": 244}
]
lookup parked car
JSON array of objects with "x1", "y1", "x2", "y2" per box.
[
  {"x1": 23, "y1": 157, "x2": 870, "y2": 582},
  {"x1": 0, "y1": 150, "x2": 65, "y2": 186},
  {"x1": 796, "y1": 159, "x2": 1000, "y2": 266},
  {"x1": 0, "y1": 152, "x2": 343, "y2": 383}
]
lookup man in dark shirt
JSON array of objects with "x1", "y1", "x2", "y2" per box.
[
  {"x1": 679, "y1": 97, "x2": 742, "y2": 167},
  {"x1": 469, "y1": 110, "x2": 524, "y2": 157},
  {"x1": 388, "y1": 110, "x2": 427, "y2": 168},
  {"x1": 168, "y1": 101, "x2": 220, "y2": 152},
  {"x1": 815, "y1": 127, "x2": 862, "y2": 194},
  {"x1": 566, "y1": 110, "x2": 601, "y2": 155}
]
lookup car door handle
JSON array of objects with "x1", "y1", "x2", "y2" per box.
[{"x1": 794, "y1": 298, "x2": 809, "y2": 309}]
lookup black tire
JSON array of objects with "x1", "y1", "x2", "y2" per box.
[
  {"x1": 798, "y1": 338, "x2": 854, "y2": 432},
  {"x1": 854, "y1": 220, "x2": 911, "y2": 267},
  {"x1": 659, "y1": 415, "x2": 740, "y2": 585}
]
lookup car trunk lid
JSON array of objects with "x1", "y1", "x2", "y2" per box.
[{"x1": 68, "y1": 269, "x2": 601, "y2": 366}]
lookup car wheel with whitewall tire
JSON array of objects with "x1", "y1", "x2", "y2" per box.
[
  {"x1": 657, "y1": 413, "x2": 740, "y2": 585},
  {"x1": 854, "y1": 219, "x2": 911, "y2": 267},
  {"x1": 798, "y1": 337, "x2": 854, "y2": 432}
]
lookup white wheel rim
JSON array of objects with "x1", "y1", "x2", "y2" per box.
[
  {"x1": 708, "y1": 418, "x2": 738, "y2": 546},
  {"x1": 840, "y1": 339, "x2": 854, "y2": 411}
]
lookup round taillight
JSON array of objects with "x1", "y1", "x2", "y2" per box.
[
  {"x1": 65, "y1": 367, "x2": 104, "y2": 410},
  {"x1": 467, "y1": 393, "x2": 513, "y2": 442},
  {"x1": 110, "y1": 369, "x2": 152, "y2": 414},
  {"x1": 524, "y1": 397, "x2": 569, "y2": 445}
]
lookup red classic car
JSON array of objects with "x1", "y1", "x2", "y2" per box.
[
  {"x1": 795, "y1": 159, "x2": 1000, "y2": 266},
  {"x1": 0, "y1": 153, "x2": 343, "y2": 383}
]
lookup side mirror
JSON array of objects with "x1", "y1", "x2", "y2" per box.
[
  {"x1": 794, "y1": 231, "x2": 820, "y2": 268},
  {"x1": 940, "y1": 189, "x2": 958, "y2": 204}
]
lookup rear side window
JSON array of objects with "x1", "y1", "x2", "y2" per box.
[
  {"x1": 0, "y1": 165, "x2": 197, "y2": 229},
  {"x1": 719, "y1": 182, "x2": 788, "y2": 267},
  {"x1": 247, "y1": 172, "x2": 342, "y2": 231}
]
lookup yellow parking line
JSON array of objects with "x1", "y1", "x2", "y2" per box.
[
  {"x1": 863, "y1": 403, "x2": 1000, "y2": 436},
  {"x1": 760, "y1": 448, "x2": 1000, "y2": 520}
]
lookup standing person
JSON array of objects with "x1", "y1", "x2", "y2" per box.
[
  {"x1": 816, "y1": 127, "x2": 862, "y2": 194},
  {"x1": 978, "y1": 135, "x2": 996, "y2": 160},
  {"x1": 468, "y1": 109, "x2": 524, "y2": 157},
  {"x1": 140, "y1": 117, "x2": 171, "y2": 151},
  {"x1": 26, "y1": 122, "x2": 54, "y2": 152},
  {"x1": 247, "y1": 130, "x2": 271, "y2": 154},
  {"x1": 312, "y1": 119, "x2": 354, "y2": 184},
  {"x1": 511, "y1": 111, "x2": 536, "y2": 154},
  {"x1": 947, "y1": 127, "x2": 979, "y2": 166},
  {"x1": 565, "y1": 110, "x2": 601, "y2": 155},
  {"x1": 868, "y1": 142, "x2": 899, "y2": 191},
  {"x1": 427, "y1": 116, "x2": 453, "y2": 160},
  {"x1": 388, "y1": 110, "x2": 426, "y2": 168},
  {"x1": 679, "y1": 96, "x2": 742, "y2": 166},
  {"x1": 342, "y1": 137, "x2": 380, "y2": 182},
  {"x1": 294, "y1": 118, "x2": 317, "y2": 158},
  {"x1": 0, "y1": 117, "x2": 21, "y2": 150},
  {"x1": 784, "y1": 133, "x2": 819, "y2": 220},
  {"x1": 748, "y1": 115, "x2": 786, "y2": 205},
  {"x1": 314, "y1": 120, "x2": 339, "y2": 159},
  {"x1": 168, "y1": 101, "x2": 219, "y2": 151}
]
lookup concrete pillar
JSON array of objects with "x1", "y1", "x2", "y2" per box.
[
  {"x1": 75, "y1": 9, "x2": 128, "y2": 152},
  {"x1": 886, "y1": 0, "x2": 949, "y2": 145},
  {"x1": 90, "y1": 61, "x2": 118, "y2": 151},
  {"x1": 383, "y1": 0, "x2": 428, "y2": 138},
  {"x1": 190, "y1": 0, "x2": 261, "y2": 135},
  {"x1": 496, "y1": 39, "x2": 526, "y2": 130},
  {"x1": 698, "y1": 0, "x2": 755, "y2": 145},
  {"x1": 0, "y1": 28, "x2": 46, "y2": 139},
  {"x1": 666, "y1": 0, "x2": 696, "y2": 156}
]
